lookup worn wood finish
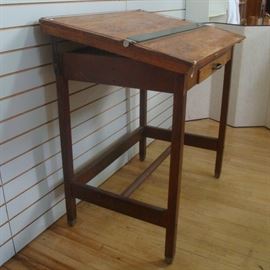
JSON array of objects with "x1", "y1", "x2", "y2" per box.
[
  {"x1": 63, "y1": 50, "x2": 178, "y2": 92},
  {"x1": 3, "y1": 121, "x2": 270, "y2": 269},
  {"x1": 40, "y1": 10, "x2": 244, "y2": 74},
  {"x1": 144, "y1": 126, "x2": 218, "y2": 151},
  {"x1": 121, "y1": 146, "x2": 171, "y2": 198},
  {"x1": 139, "y1": 90, "x2": 147, "y2": 161},
  {"x1": 184, "y1": 133, "x2": 218, "y2": 151},
  {"x1": 165, "y1": 76, "x2": 187, "y2": 263},
  {"x1": 198, "y1": 50, "x2": 232, "y2": 83},
  {"x1": 75, "y1": 127, "x2": 143, "y2": 184},
  {"x1": 215, "y1": 56, "x2": 233, "y2": 178},
  {"x1": 144, "y1": 126, "x2": 172, "y2": 142},
  {"x1": 39, "y1": 10, "x2": 244, "y2": 264},
  {"x1": 52, "y1": 38, "x2": 77, "y2": 226},
  {"x1": 72, "y1": 182, "x2": 168, "y2": 227}
]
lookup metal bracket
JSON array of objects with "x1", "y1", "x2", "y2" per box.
[{"x1": 123, "y1": 23, "x2": 204, "y2": 48}]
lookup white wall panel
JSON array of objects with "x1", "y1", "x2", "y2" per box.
[
  {"x1": 0, "y1": 223, "x2": 13, "y2": 245},
  {"x1": 4, "y1": 152, "x2": 62, "y2": 196},
  {"x1": 0, "y1": 85, "x2": 119, "y2": 145},
  {"x1": 10, "y1": 185, "x2": 65, "y2": 235},
  {"x1": 1, "y1": 2, "x2": 126, "y2": 28},
  {"x1": 0, "y1": 187, "x2": 5, "y2": 206},
  {"x1": 2, "y1": 135, "x2": 61, "y2": 183},
  {"x1": 0, "y1": 174, "x2": 15, "y2": 265},
  {"x1": 1, "y1": 92, "x2": 125, "y2": 184},
  {"x1": 7, "y1": 179, "x2": 63, "y2": 220},
  {"x1": 233, "y1": 27, "x2": 270, "y2": 127},
  {"x1": 0, "y1": 45, "x2": 52, "y2": 76},
  {"x1": 127, "y1": 0, "x2": 185, "y2": 12},
  {"x1": 0, "y1": 65, "x2": 54, "y2": 99},
  {"x1": 12, "y1": 199, "x2": 66, "y2": 254},
  {"x1": 187, "y1": 78, "x2": 211, "y2": 121},
  {"x1": 0, "y1": 205, "x2": 8, "y2": 226},
  {"x1": 72, "y1": 100, "x2": 127, "y2": 144},
  {"x1": 0, "y1": 25, "x2": 49, "y2": 52},
  {"x1": 210, "y1": 25, "x2": 270, "y2": 128},
  {"x1": 0, "y1": 0, "x2": 186, "y2": 266},
  {"x1": 1, "y1": 82, "x2": 57, "y2": 122},
  {"x1": 0, "y1": 241, "x2": 15, "y2": 266},
  {"x1": 0, "y1": 101, "x2": 58, "y2": 144},
  {"x1": 1, "y1": 119, "x2": 59, "y2": 165},
  {"x1": 158, "y1": 9, "x2": 185, "y2": 19},
  {"x1": 0, "y1": 83, "x2": 95, "y2": 164}
]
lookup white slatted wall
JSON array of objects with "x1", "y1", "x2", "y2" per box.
[{"x1": 0, "y1": 0, "x2": 187, "y2": 265}]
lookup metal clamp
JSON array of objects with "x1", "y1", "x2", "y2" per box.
[
  {"x1": 123, "y1": 39, "x2": 137, "y2": 48},
  {"x1": 122, "y1": 23, "x2": 204, "y2": 48}
]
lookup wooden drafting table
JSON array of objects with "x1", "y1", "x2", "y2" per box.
[{"x1": 39, "y1": 10, "x2": 244, "y2": 263}]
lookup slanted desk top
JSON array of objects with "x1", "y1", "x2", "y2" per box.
[{"x1": 40, "y1": 10, "x2": 244, "y2": 76}]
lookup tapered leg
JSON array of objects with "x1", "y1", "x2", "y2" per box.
[
  {"x1": 165, "y1": 76, "x2": 187, "y2": 263},
  {"x1": 52, "y1": 38, "x2": 77, "y2": 226},
  {"x1": 215, "y1": 57, "x2": 233, "y2": 178},
  {"x1": 139, "y1": 90, "x2": 147, "y2": 161}
]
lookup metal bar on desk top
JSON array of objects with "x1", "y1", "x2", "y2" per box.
[{"x1": 123, "y1": 23, "x2": 204, "y2": 48}]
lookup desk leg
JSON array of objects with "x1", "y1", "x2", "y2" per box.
[
  {"x1": 165, "y1": 77, "x2": 187, "y2": 263},
  {"x1": 52, "y1": 39, "x2": 77, "y2": 226},
  {"x1": 56, "y1": 76, "x2": 77, "y2": 226},
  {"x1": 215, "y1": 58, "x2": 233, "y2": 178},
  {"x1": 139, "y1": 90, "x2": 147, "y2": 161}
]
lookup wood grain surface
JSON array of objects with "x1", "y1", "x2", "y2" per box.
[
  {"x1": 40, "y1": 10, "x2": 244, "y2": 74},
  {"x1": 3, "y1": 120, "x2": 270, "y2": 270}
]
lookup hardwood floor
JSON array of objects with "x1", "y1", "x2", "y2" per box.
[{"x1": 2, "y1": 120, "x2": 270, "y2": 270}]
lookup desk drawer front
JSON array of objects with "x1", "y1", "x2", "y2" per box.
[{"x1": 198, "y1": 50, "x2": 232, "y2": 83}]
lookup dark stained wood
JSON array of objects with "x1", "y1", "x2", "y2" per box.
[
  {"x1": 245, "y1": 0, "x2": 269, "y2": 25},
  {"x1": 139, "y1": 90, "x2": 147, "y2": 161},
  {"x1": 63, "y1": 49, "x2": 177, "y2": 92},
  {"x1": 246, "y1": 0, "x2": 263, "y2": 18},
  {"x1": 75, "y1": 127, "x2": 143, "y2": 184},
  {"x1": 165, "y1": 75, "x2": 187, "y2": 263},
  {"x1": 144, "y1": 126, "x2": 218, "y2": 151},
  {"x1": 121, "y1": 146, "x2": 171, "y2": 198},
  {"x1": 184, "y1": 133, "x2": 218, "y2": 151},
  {"x1": 144, "y1": 126, "x2": 172, "y2": 142},
  {"x1": 52, "y1": 38, "x2": 77, "y2": 226},
  {"x1": 40, "y1": 10, "x2": 244, "y2": 74},
  {"x1": 71, "y1": 182, "x2": 168, "y2": 227},
  {"x1": 215, "y1": 54, "x2": 234, "y2": 178}
]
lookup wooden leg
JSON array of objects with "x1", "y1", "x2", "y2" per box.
[
  {"x1": 215, "y1": 57, "x2": 233, "y2": 178},
  {"x1": 139, "y1": 90, "x2": 147, "y2": 161},
  {"x1": 165, "y1": 76, "x2": 187, "y2": 263},
  {"x1": 52, "y1": 39, "x2": 77, "y2": 226}
]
